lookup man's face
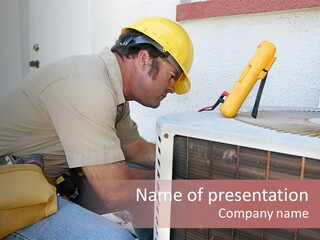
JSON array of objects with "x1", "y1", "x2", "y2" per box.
[{"x1": 136, "y1": 56, "x2": 179, "y2": 108}]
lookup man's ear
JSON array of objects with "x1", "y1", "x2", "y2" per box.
[{"x1": 138, "y1": 50, "x2": 149, "y2": 69}]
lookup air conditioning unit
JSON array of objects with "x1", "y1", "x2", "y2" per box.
[{"x1": 154, "y1": 109, "x2": 320, "y2": 240}]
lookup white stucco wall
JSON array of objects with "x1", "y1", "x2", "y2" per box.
[
  {"x1": 92, "y1": 2, "x2": 320, "y2": 143},
  {"x1": 184, "y1": 8, "x2": 320, "y2": 111}
]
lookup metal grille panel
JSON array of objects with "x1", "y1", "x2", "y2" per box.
[{"x1": 171, "y1": 135, "x2": 320, "y2": 240}]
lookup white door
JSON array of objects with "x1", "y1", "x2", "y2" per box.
[
  {"x1": 0, "y1": 0, "x2": 92, "y2": 98},
  {"x1": 28, "y1": 0, "x2": 92, "y2": 70},
  {"x1": 0, "y1": 0, "x2": 24, "y2": 97}
]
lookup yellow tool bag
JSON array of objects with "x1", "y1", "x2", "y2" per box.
[{"x1": 0, "y1": 164, "x2": 58, "y2": 238}]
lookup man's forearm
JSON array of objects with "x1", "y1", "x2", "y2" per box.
[
  {"x1": 122, "y1": 138, "x2": 156, "y2": 169},
  {"x1": 82, "y1": 161, "x2": 154, "y2": 212}
]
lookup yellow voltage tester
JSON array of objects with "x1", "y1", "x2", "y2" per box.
[{"x1": 199, "y1": 41, "x2": 276, "y2": 118}]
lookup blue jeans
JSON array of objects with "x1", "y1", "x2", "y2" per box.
[{"x1": 3, "y1": 196, "x2": 135, "y2": 240}]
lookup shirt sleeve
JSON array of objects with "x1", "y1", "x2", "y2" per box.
[
  {"x1": 39, "y1": 76, "x2": 125, "y2": 168},
  {"x1": 115, "y1": 102, "x2": 140, "y2": 145}
]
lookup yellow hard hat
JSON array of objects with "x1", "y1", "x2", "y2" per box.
[{"x1": 122, "y1": 17, "x2": 194, "y2": 94}]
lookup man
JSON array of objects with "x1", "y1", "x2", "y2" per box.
[{"x1": 0, "y1": 17, "x2": 194, "y2": 239}]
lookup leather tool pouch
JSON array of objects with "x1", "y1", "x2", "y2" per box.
[{"x1": 0, "y1": 164, "x2": 58, "y2": 238}]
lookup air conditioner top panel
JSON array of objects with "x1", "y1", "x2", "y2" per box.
[{"x1": 156, "y1": 109, "x2": 320, "y2": 159}]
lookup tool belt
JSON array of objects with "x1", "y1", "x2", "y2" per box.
[
  {"x1": 0, "y1": 153, "x2": 88, "y2": 238},
  {"x1": 1, "y1": 154, "x2": 84, "y2": 201},
  {"x1": 1, "y1": 153, "x2": 104, "y2": 218}
]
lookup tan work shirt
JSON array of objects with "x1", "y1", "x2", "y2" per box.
[{"x1": 0, "y1": 48, "x2": 140, "y2": 177}]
